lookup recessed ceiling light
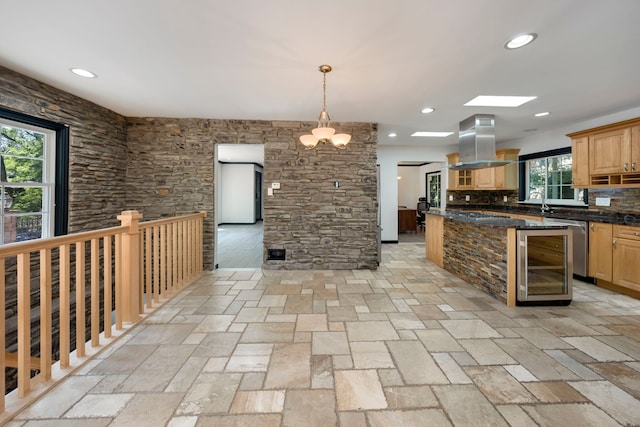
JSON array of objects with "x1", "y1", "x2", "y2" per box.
[
  {"x1": 534, "y1": 112, "x2": 550, "y2": 117},
  {"x1": 420, "y1": 107, "x2": 435, "y2": 114},
  {"x1": 388, "y1": 132, "x2": 397, "y2": 137},
  {"x1": 70, "y1": 68, "x2": 97, "y2": 78},
  {"x1": 505, "y1": 33, "x2": 537, "y2": 49},
  {"x1": 411, "y1": 131, "x2": 454, "y2": 137},
  {"x1": 464, "y1": 95, "x2": 537, "y2": 107}
]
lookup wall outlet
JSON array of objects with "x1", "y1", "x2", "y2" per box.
[
  {"x1": 595, "y1": 197, "x2": 611, "y2": 207},
  {"x1": 449, "y1": 195, "x2": 453, "y2": 201},
  {"x1": 465, "y1": 195, "x2": 470, "y2": 201},
  {"x1": 271, "y1": 182, "x2": 280, "y2": 189},
  {"x1": 267, "y1": 187, "x2": 274, "y2": 196},
  {"x1": 503, "y1": 196, "x2": 508, "y2": 202}
]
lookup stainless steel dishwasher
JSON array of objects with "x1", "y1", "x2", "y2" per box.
[{"x1": 544, "y1": 218, "x2": 588, "y2": 278}]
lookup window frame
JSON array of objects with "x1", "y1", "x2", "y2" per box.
[
  {"x1": 425, "y1": 171, "x2": 442, "y2": 209},
  {"x1": 0, "y1": 107, "x2": 69, "y2": 239},
  {"x1": 518, "y1": 147, "x2": 588, "y2": 207}
]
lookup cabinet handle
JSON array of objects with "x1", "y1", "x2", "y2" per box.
[
  {"x1": 624, "y1": 162, "x2": 629, "y2": 171},
  {"x1": 635, "y1": 231, "x2": 639, "y2": 236},
  {"x1": 633, "y1": 162, "x2": 637, "y2": 171},
  {"x1": 590, "y1": 223, "x2": 594, "y2": 231},
  {"x1": 613, "y1": 239, "x2": 617, "y2": 248}
]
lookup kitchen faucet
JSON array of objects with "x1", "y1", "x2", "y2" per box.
[{"x1": 541, "y1": 192, "x2": 552, "y2": 214}]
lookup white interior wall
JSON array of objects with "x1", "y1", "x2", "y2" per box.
[
  {"x1": 397, "y1": 166, "x2": 421, "y2": 209},
  {"x1": 220, "y1": 163, "x2": 255, "y2": 223}
]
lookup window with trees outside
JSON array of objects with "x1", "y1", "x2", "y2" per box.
[
  {"x1": 0, "y1": 108, "x2": 68, "y2": 244},
  {"x1": 520, "y1": 147, "x2": 586, "y2": 206}
]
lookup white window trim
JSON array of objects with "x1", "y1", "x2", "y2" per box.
[{"x1": 0, "y1": 117, "x2": 56, "y2": 243}]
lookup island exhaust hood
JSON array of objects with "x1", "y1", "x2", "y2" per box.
[{"x1": 449, "y1": 114, "x2": 512, "y2": 170}]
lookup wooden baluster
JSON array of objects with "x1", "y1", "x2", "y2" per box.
[
  {"x1": 60, "y1": 244, "x2": 70, "y2": 367},
  {"x1": 17, "y1": 252, "x2": 30, "y2": 397},
  {"x1": 145, "y1": 227, "x2": 152, "y2": 308},
  {"x1": 104, "y1": 235, "x2": 112, "y2": 338},
  {"x1": 115, "y1": 234, "x2": 122, "y2": 330},
  {"x1": 153, "y1": 225, "x2": 159, "y2": 303},
  {"x1": 91, "y1": 238, "x2": 100, "y2": 347},
  {"x1": 160, "y1": 224, "x2": 167, "y2": 298},
  {"x1": 40, "y1": 248, "x2": 52, "y2": 380},
  {"x1": 76, "y1": 241, "x2": 86, "y2": 357},
  {"x1": 139, "y1": 231, "x2": 144, "y2": 314},
  {"x1": 172, "y1": 222, "x2": 178, "y2": 293}
]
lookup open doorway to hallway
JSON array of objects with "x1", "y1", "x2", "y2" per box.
[{"x1": 215, "y1": 144, "x2": 264, "y2": 268}]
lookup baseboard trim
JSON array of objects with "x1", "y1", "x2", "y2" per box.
[{"x1": 382, "y1": 240, "x2": 399, "y2": 244}]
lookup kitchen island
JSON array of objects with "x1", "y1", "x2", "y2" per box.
[{"x1": 425, "y1": 211, "x2": 569, "y2": 307}]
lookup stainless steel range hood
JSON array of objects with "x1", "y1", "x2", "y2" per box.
[{"x1": 449, "y1": 114, "x2": 512, "y2": 170}]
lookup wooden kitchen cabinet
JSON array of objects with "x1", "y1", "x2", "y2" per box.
[
  {"x1": 447, "y1": 153, "x2": 474, "y2": 190},
  {"x1": 571, "y1": 136, "x2": 589, "y2": 187},
  {"x1": 589, "y1": 127, "x2": 632, "y2": 175},
  {"x1": 612, "y1": 224, "x2": 640, "y2": 292},
  {"x1": 425, "y1": 214, "x2": 443, "y2": 267},
  {"x1": 447, "y1": 149, "x2": 519, "y2": 190},
  {"x1": 589, "y1": 222, "x2": 613, "y2": 282},
  {"x1": 568, "y1": 117, "x2": 640, "y2": 188}
]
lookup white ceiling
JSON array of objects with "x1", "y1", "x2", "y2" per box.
[{"x1": 2, "y1": 0, "x2": 640, "y2": 152}]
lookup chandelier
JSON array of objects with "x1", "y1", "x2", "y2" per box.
[{"x1": 299, "y1": 65, "x2": 351, "y2": 150}]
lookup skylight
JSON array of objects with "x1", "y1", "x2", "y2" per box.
[
  {"x1": 464, "y1": 95, "x2": 537, "y2": 107},
  {"x1": 410, "y1": 132, "x2": 454, "y2": 137}
]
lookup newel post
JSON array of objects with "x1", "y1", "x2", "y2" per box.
[{"x1": 118, "y1": 210, "x2": 143, "y2": 323}]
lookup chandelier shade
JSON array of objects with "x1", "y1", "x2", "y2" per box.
[{"x1": 299, "y1": 65, "x2": 351, "y2": 150}]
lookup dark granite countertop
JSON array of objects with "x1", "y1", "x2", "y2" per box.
[
  {"x1": 445, "y1": 204, "x2": 640, "y2": 227},
  {"x1": 427, "y1": 210, "x2": 568, "y2": 230}
]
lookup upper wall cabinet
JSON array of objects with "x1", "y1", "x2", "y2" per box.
[
  {"x1": 447, "y1": 149, "x2": 519, "y2": 191},
  {"x1": 568, "y1": 117, "x2": 640, "y2": 188}
]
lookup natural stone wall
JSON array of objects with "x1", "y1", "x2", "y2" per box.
[
  {"x1": 0, "y1": 66, "x2": 129, "y2": 232},
  {"x1": 125, "y1": 118, "x2": 379, "y2": 270},
  {"x1": 443, "y1": 220, "x2": 508, "y2": 302}
]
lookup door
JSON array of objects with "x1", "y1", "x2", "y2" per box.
[{"x1": 426, "y1": 172, "x2": 441, "y2": 209}]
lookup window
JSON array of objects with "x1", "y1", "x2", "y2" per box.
[
  {"x1": 426, "y1": 172, "x2": 441, "y2": 208},
  {"x1": 0, "y1": 108, "x2": 69, "y2": 244},
  {"x1": 519, "y1": 147, "x2": 586, "y2": 206}
]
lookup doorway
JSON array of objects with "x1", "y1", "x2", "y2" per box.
[{"x1": 215, "y1": 144, "x2": 264, "y2": 268}]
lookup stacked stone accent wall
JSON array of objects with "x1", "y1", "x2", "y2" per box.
[
  {"x1": 124, "y1": 118, "x2": 379, "y2": 271},
  {"x1": 443, "y1": 220, "x2": 508, "y2": 302}
]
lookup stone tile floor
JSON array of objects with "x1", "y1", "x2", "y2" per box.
[{"x1": 6, "y1": 243, "x2": 640, "y2": 426}]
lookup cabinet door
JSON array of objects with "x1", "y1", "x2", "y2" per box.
[
  {"x1": 589, "y1": 222, "x2": 613, "y2": 282},
  {"x1": 589, "y1": 128, "x2": 631, "y2": 174},
  {"x1": 474, "y1": 168, "x2": 495, "y2": 189},
  {"x1": 632, "y1": 126, "x2": 640, "y2": 173},
  {"x1": 612, "y1": 238, "x2": 640, "y2": 292},
  {"x1": 572, "y1": 137, "x2": 589, "y2": 187},
  {"x1": 447, "y1": 153, "x2": 458, "y2": 190}
]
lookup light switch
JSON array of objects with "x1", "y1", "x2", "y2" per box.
[
  {"x1": 267, "y1": 188, "x2": 274, "y2": 196},
  {"x1": 465, "y1": 195, "x2": 470, "y2": 201},
  {"x1": 503, "y1": 196, "x2": 508, "y2": 202},
  {"x1": 449, "y1": 195, "x2": 453, "y2": 201},
  {"x1": 272, "y1": 182, "x2": 281, "y2": 189}
]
